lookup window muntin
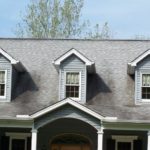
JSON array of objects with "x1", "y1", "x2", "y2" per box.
[
  {"x1": 0, "y1": 71, "x2": 6, "y2": 97},
  {"x1": 65, "y1": 72, "x2": 80, "y2": 98},
  {"x1": 142, "y1": 74, "x2": 150, "y2": 99}
]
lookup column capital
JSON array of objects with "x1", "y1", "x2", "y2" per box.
[
  {"x1": 97, "y1": 127, "x2": 104, "y2": 134},
  {"x1": 31, "y1": 129, "x2": 38, "y2": 133}
]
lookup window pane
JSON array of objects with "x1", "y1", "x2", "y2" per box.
[
  {"x1": 142, "y1": 93, "x2": 146, "y2": 99},
  {"x1": 0, "y1": 84, "x2": 5, "y2": 96},
  {"x1": 142, "y1": 74, "x2": 150, "y2": 86},
  {"x1": 66, "y1": 72, "x2": 79, "y2": 84},
  {"x1": 66, "y1": 86, "x2": 79, "y2": 98},
  {"x1": 142, "y1": 87, "x2": 150, "y2": 99},
  {"x1": 142, "y1": 87, "x2": 146, "y2": 93},
  {"x1": 147, "y1": 94, "x2": 150, "y2": 99},
  {"x1": 0, "y1": 71, "x2": 5, "y2": 84}
]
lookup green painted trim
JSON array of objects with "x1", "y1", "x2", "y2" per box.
[
  {"x1": 102, "y1": 121, "x2": 150, "y2": 131},
  {"x1": 0, "y1": 119, "x2": 33, "y2": 128}
]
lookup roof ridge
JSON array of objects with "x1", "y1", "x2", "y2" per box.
[{"x1": 0, "y1": 37, "x2": 150, "y2": 41}]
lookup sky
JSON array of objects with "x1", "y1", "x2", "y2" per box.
[{"x1": 0, "y1": 0, "x2": 150, "y2": 39}]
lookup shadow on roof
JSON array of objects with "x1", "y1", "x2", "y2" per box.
[
  {"x1": 11, "y1": 71, "x2": 38, "y2": 100},
  {"x1": 87, "y1": 73, "x2": 112, "y2": 102}
]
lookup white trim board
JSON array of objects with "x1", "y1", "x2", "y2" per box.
[
  {"x1": 0, "y1": 48, "x2": 19, "y2": 64},
  {"x1": 30, "y1": 98, "x2": 104, "y2": 120},
  {"x1": 6, "y1": 132, "x2": 31, "y2": 150},
  {"x1": 112, "y1": 135, "x2": 138, "y2": 150},
  {"x1": 128, "y1": 49, "x2": 150, "y2": 74},
  {"x1": 53, "y1": 48, "x2": 94, "y2": 66}
]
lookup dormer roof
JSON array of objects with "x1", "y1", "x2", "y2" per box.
[
  {"x1": 53, "y1": 48, "x2": 95, "y2": 73},
  {"x1": 128, "y1": 49, "x2": 150, "y2": 74},
  {"x1": 0, "y1": 47, "x2": 25, "y2": 72},
  {"x1": 53, "y1": 48, "x2": 94, "y2": 66},
  {"x1": 0, "y1": 47, "x2": 19, "y2": 64}
]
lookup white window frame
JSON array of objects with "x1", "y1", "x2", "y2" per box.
[
  {"x1": 0, "y1": 70, "x2": 7, "y2": 99},
  {"x1": 6, "y1": 132, "x2": 31, "y2": 150},
  {"x1": 64, "y1": 71, "x2": 81, "y2": 101},
  {"x1": 112, "y1": 135, "x2": 138, "y2": 150},
  {"x1": 140, "y1": 71, "x2": 150, "y2": 102}
]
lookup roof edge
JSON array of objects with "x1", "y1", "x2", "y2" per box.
[
  {"x1": 128, "y1": 49, "x2": 150, "y2": 74},
  {"x1": 53, "y1": 48, "x2": 94, "y2": 66},
  {"x1": 1, "y1": 37, "x2": 150, "y2": 41},
  {"x1": 29, "y1": 98, "x2": 105, "y2": 120},
  {"x1": 0, "y1": 47, "x2": 19, "y2": 64}
]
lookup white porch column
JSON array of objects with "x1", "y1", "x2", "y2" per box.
[
  {"x1": 147, "y1": 131, "x2": 150, "y2": 150},
  {"x1": 31, "y1": 129, "x2": 38, "y2": 150},
  {"x1": 97, "y1": 128, "x2": 103, "y2": 150}
]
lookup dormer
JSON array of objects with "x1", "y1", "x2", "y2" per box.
[
  {"x1": 53, "y1": 48, "x2": 95, "y2": 104},
  {"x1": 0, "y1": 47, "x2": 23, "y2": 102},
  {"x1": 128, "y1": 49, "x2": 150, "y2": 103}
]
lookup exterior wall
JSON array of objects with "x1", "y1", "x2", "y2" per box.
[
  {"x1": 0, "y1": 54, "x2": 12, "y2": 102},
  {"x1": 59, "y1": 54, "x2": 87, "y2": 103},
  {"x1": 38, "y1": 118, "x2": 97, "y2": 150},
  {"x1": 103, "y1": 130, "x2": 147, "y2": 150},
  {"x1": 136, "y1": 55, "x2": 150, "y2": 102}
]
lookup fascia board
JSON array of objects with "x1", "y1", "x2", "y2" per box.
[
  {"x1": 30, "y1": 99, "x2": 104, "y2": 120},
  {"x1": 0, "y1": 48, "x2": 19, "y2": 64},
  {"x1": 53, "y1": 48, "x2": 94, "y2": 66},
  {"x1": 129, "y1": 50, "x2": 150, "y2": 67}
]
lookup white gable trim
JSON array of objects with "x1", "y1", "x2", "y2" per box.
[
  {"x1": 128, "y1": 49, "x2": 150, "y2": 67},
  {"x1": 53, "y1": 48, "x2": 94, "y2": 66},
  {"x1": 0, "y1": 48, "x2": 19, "y2": 64},
  {"x1": 30, "y1": 98, "x2": 104, "y2": 120},
  {"x1": 128, "y1": 49, "x2": 150, "y2": 74}
]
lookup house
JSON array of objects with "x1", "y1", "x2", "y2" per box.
[{"x1": 0, "y1": 38, "x2": 150, "y2": 150}]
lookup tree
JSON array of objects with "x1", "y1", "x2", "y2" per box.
[
  {"x1": 15, "y1": 0, "x2": 85, "y2": 38},
  {"x1": 15, "y1": 0, "x2": 112, "y2": 39},
  {"x1": 87, "y1": 22, "x2": 113, "y2": 39}
]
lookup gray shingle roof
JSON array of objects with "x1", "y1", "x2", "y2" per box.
[{"x1": 0, "y1": 38, "x2": 150, "y2": 121}]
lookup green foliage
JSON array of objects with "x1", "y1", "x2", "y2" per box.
[
  {"x1": 87, "y1": 22, "x2": 113, "y2": 39},
  {"x1": 15, "y1": 0, "x2": 112, "y2": 39}
]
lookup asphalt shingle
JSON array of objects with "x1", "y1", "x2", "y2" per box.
[{"x1": 0, "y1": 38, "x2": 150, "y2": 120}]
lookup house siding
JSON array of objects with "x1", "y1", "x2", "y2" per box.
[
  {"x1": 136, "y1": 55, "x2": 150, "y2": 101},
  {"x1": 34, "y1": 105, "x2": 101, "y2": 130},
  {"x1": 0, "y1": 54, "x2": 12, "y2": 102},
  {"x1": 59, "y1": 54, "x2": 87, "y2": 103}
]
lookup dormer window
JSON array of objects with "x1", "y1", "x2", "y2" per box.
[
  {"x1": 53, "y1": 48, "x2": 95, "y2": 104},
  {"x1": 0, "y1": 47, "x2": 23, "y2": 102},
  {"x1": 66, "y1": 72, "x2": 80, "y2": 99},
  {"x1": 128, "y1": 49, "x2": 150, "y2": 103},
  {"x1": 142, "y1": 74, "x2": 150, "y2": 99},
  {"x1": 0, "y1": 70, "x2": 6, "y2": 97}
]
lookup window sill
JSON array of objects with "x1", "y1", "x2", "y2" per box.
[
  {"x1": 0, "y1": 96, "x2": 6, "y2": 99},
  {"x1": 68, "y1": 97, "x2": 81, "y2": 101},
  {"x1": 136, "y1": 99, "x2": 150, "y2": 105}
]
